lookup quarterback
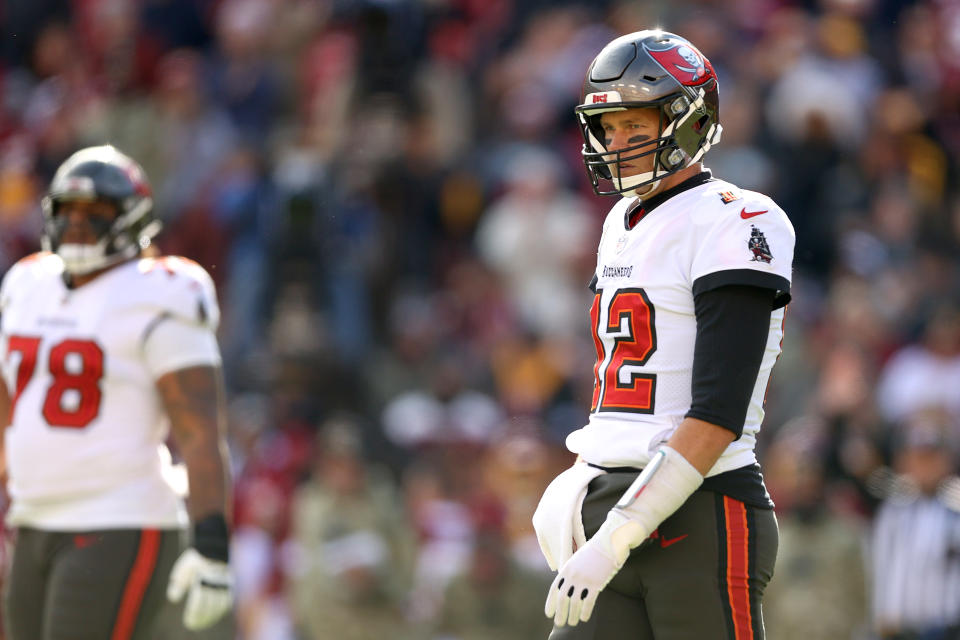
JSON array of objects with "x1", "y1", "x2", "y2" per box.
[
  {"x1": 533, "y1": 31, "x2": 794, "y2": 638},
  {"x1": 0, "y1": 146, "x2": 233, "y2": 638}
]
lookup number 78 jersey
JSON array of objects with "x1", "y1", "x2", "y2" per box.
[
  {"x1": 566, "y1": 178, "x2": 794, "y2": 476},
  {"x1": 0, "y1": 253, "x2": 221, "y2": 529}
]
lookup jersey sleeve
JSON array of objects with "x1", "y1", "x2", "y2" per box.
[
  {"x1": 0, "y1": 253, "x2": 51, "y2": 317},
  {"x1": 139, "y1": 256, "x2": 221, "y2": 331},
  {"x1": 690, "y1": 195, "x2": 795, "y2": 309},
  {"x1": 143, "y1": 318, "x2": 221, "y2": 379},
  {"x1": 137, "y1": 256, "x2": 222, "y2": 377}
]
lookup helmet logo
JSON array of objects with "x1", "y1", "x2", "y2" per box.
[
  {"x1": 59, "y1": 176, "x2": 96, "y2": 196},
  {"x1": 586, "y1": 91, "x2": 622, "y2": 105},
  {"x1": 644, "y1": 42, "x2": 713, "y2": 86},
  {"x1": 122, "y1": 163, "x2": 152, "y2": 197}
]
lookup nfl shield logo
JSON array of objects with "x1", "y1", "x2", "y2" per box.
[{"x1": 616, "y1": 234, "x2": 628, "y2": 253}]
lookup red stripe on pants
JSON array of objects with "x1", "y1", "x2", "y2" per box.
[
  {"x1": 724, "y1": 497, "x2": 754, "y2": 640},
  {"x1": 111, "y1": 529, "x2": 161, "y2": 640}
]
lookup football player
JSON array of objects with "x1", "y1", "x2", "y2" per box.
[
  {"x1": 533, "y1": 31, "x2": 795, "y2": 638},
  {"x1": 0, "y1": 146, "x2": 233, "y2": 639}
]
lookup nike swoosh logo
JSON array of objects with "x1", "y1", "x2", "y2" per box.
[
  {"x1": 73, "y1": 534, "x2": 100, "y2": 549},
  {"x1": 659, "y1": 534, "x2": 688, "y2": 548},
  {"x1": 740, "y1": 208, "x2": 768, "y2": 219}
]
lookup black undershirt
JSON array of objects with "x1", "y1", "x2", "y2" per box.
[{"x1": 686, "y1": 284, "x2": 776, "y2": 437}]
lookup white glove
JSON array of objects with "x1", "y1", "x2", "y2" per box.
[
  {"x1": 166, "y1": 548, "x2": 233, "y2": 630},
  {"x1": 544, "y1": 510, "x2": 641, "y2": 627},
  {"x1": 544, "y1": 446, "x2": 704, "y2": 627},
  {"x1": 532, "y1": 462, "x2": 605, "y2": 570}
]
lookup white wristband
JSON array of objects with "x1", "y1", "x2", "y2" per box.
[{"x1": 607, "y1": 446, "x2": 704, "y2": 549}]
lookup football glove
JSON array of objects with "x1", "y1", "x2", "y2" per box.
[
  {"x1": 166, "y1": 548, "x2": 233, "y2": 630},
  {"x1": 544, "y1": 446, "x2": 703, "y2": 627}
]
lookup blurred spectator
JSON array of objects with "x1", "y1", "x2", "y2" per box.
[
  {"x1": 763, "y1": 417, "x2": 869, "y2": 640},
  {"x1": 475, "y1": 145, "x2": 594, "y2": 338},
  {"x1": 287, "y1": 418, "x2": 417, "y2": 640},
  {"x1": 877, "y1": 303, "x2": 960, "y2": 425},
  {"x1": 433, "y1": 517, "x2": 553, "y2": 640},
  {"x1": 209, "y1": 0, "x2": 281, "y2": 146}
]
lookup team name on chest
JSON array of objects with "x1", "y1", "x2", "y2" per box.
[
  {"x1": 36, "y1": 316, "x2": 78, "y2": 328},
  {"x1": 602, "y1": 265, "x2": 634, "y2": 278}
]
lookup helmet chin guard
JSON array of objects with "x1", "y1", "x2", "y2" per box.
[{"x1": 576, "y1": 31, "x2": 722, "y2": 197}]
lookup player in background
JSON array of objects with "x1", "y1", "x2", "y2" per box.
[
  {"x1": 532, "y1": 31, "x2": 795, "y2": 638},
  {"x1": 0, "y1": 145, "x2": 233, "y2": 639}
]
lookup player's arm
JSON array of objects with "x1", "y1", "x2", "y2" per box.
[
  {"x1": 143, "y1": 291, "x2": 233, "y2": 630},
  {"x1": 546, "y1": 284, "x2": 776, "y2": 627},
  {"x1": 156, "y1": 364, "x2": 230, "y2": 523},
  {"x1": 668, "y1": 283, "x2": 778, "y2": 472},
  {"x1": 156, "y1": 364, "x2": 234, "y2": 631}
]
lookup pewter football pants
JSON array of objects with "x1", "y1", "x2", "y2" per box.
[
  {"x1": 549, "y1": 472, "x2": 778, "y2": 640},
  {"x1": 3, "y1": 527, "x2": 182, "y2": 640}
]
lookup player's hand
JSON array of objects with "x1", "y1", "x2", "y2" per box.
[
  {"x1": 544, "y1": 509, "x2": 644, "y2": 627},
  {"x1": 166, "y1": 548, "x2": 233, "y2": 630}
]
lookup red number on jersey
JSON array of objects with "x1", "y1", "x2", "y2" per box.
[
  {"x1": 7, "y1": 335, "x2": 42, "y2": 421},
  {"x1": 42, "y1": 339, "x2": 104, "y2": 428},
  {"x1": 590, "y1": 288, "x2": 658, "y2": 413},
  {"x1": 5, "y1": 336, "x2": 104, "y2": 429}
]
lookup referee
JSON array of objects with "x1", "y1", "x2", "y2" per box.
[{"x1": 871, "y1": 408, "x2": 960, "y2": 639}]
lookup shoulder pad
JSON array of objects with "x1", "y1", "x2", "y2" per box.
[
  {"x1": 135, "y1": 256, "x2": 220, "y2": 331},
  {"x1": 1, "y1": 252, "x2": 62, "y2": 311}
]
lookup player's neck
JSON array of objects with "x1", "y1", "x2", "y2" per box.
[{"x1": 639, "y1": 163, "x2": 704, "y2": 201}]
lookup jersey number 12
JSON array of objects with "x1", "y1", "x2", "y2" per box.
[{"x1": 590, "y1": 288, "x2": 658, "y2": 413}]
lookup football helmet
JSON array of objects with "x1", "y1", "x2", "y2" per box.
[
  {"x1": 41, "y1": 145, "x2": 160, "y2": 275},
  {"x1": 575, "y1": 30, "x2": 722, "y2": 197}
]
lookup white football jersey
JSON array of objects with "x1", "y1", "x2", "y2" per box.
[
  {"x1": 566, "y1": 177, "x2": 795, "y2": 476},
  {"x1": 0, "y1": 253, "x2": 221, "y2": 529}
]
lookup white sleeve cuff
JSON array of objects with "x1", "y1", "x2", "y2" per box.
[{"x1": 143, "y1": 316, "x2": 221, "y2": 379}]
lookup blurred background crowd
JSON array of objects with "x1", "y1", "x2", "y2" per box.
[{"x1": 2, "y1": 0, "x2": 960, "y2": 638}]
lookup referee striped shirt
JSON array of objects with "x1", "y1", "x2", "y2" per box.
[{"x1": 871, "y1": 481, "x2": 960, "y2": 633}]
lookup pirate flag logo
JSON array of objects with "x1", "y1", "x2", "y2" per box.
[
  {"x1": 644, "y1": 40, "x2": 716, "y2": 87},
  {"x1": 748, "y1": 225, "x2": 773, "y2": 263}
]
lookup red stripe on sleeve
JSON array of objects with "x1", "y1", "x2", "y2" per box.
[
  {"x1": 111, "y1": 529, "x2": 161, "y2": 640},
  {"x1": 724, "y1": 497, "x2": 754, "y2": 639}
]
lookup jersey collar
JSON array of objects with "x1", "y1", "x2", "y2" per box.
[{"x1": 624, "y1": 170, "x2": 714, "y2": 230}]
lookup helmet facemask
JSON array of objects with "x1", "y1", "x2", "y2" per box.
[
  {"x1": 42, "y1": 196, "x2": 158, "y2": 275},
  {"x1": 575, "y1": 30, "x2": 723, "y2": 198},
  {"x1": 40, "y1": 145, "x2": 161, "y2": 276},
  {"x1": 577, "y1": 88, "x2": 722, "y2": 198}
]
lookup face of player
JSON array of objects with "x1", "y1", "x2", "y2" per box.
[
  {"x1": 55, "y1": 199, "x2": 118, "y2": 245},
  {"x1": 599, "y1": 107, "x2": 661, "y2": 181}
]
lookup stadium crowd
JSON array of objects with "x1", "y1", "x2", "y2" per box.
[{"x1": 2, "y1": 0, "x2": 959, "y2": 638}]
